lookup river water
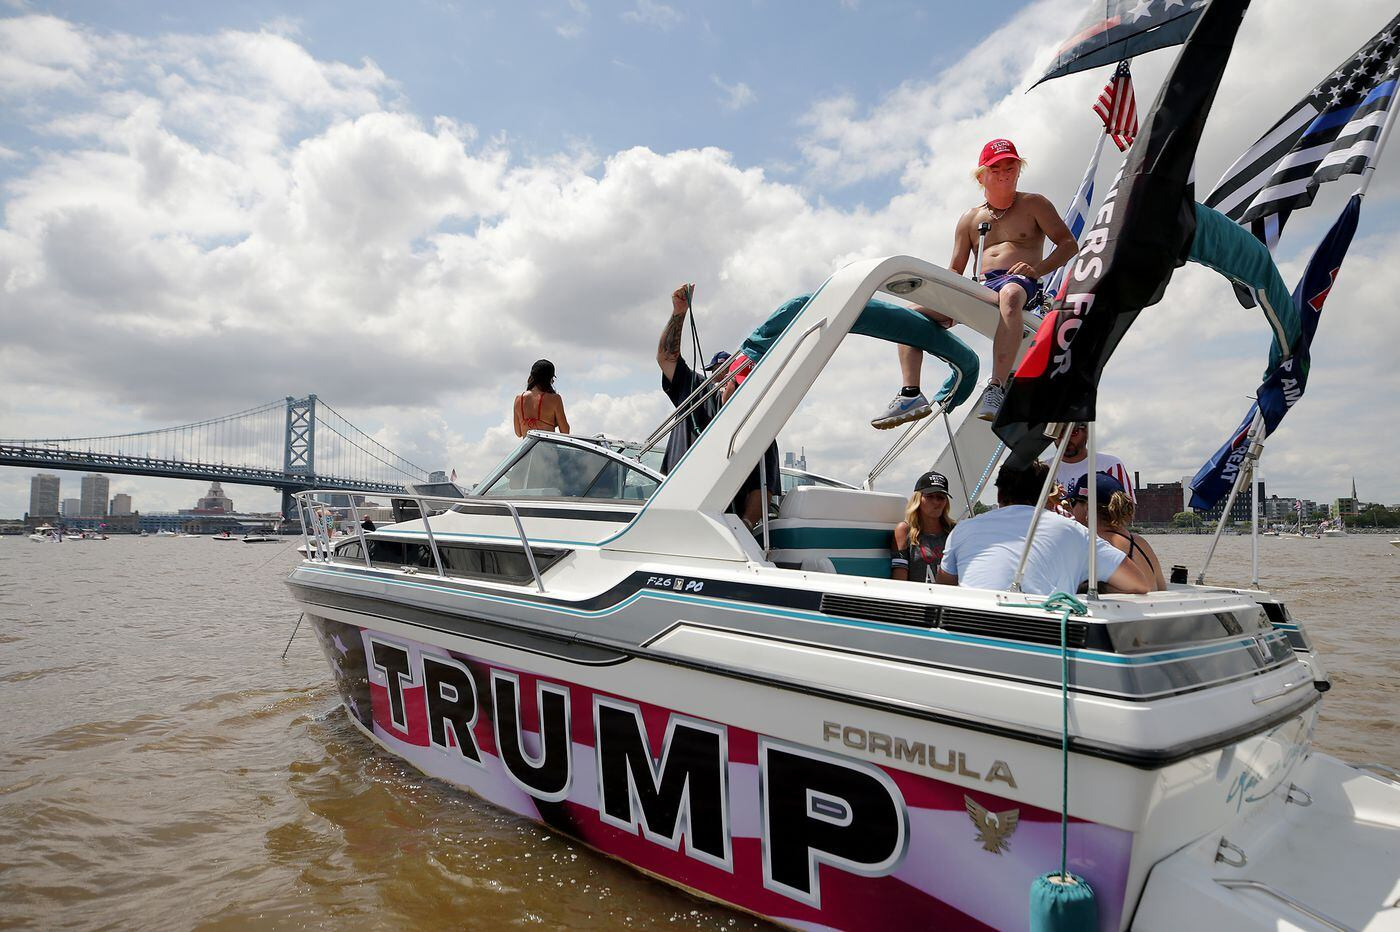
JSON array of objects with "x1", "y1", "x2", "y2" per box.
[{"x1": 1, "y1": 534, "x2": 1395, "y2": 928}]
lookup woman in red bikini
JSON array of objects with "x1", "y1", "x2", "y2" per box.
[{"x1": 513, "y1": 359, "x2": 570, "y2": 438}]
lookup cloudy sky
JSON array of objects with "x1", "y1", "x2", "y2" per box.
[{"x1": 2, "y1": 0, "x2": 1397, "y2": 518}]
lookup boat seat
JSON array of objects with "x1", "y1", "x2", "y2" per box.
[{"x1": 768, "y1": 486, "x2": 906, "y2": 578}]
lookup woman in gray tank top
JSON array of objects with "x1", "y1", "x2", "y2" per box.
[{"x1": 891, "y1": 471, "x2": 958, "y2": 582}]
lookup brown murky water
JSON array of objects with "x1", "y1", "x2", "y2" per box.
[{"x1": 1, "y1": 534, "x2": 1395, "y2": 928}]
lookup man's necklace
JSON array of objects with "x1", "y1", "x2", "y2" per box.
[{"x1": 983, "y1": 193, "x2": 1016, "y2": 221}]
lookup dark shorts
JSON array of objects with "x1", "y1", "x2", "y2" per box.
[{"x1": 983, "y1": 269, "x2": 1042, "y2": 305}]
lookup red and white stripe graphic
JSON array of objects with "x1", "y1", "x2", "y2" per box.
[{"x1": 1094, "y1": 61, "x2": 1138, "y2": 151}]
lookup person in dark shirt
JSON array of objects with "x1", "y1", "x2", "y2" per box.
[{"x1": 657, "y1": 284, "x2": 779, "y2": 527}]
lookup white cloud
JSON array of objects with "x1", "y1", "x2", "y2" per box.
[
  {"x1": 552, "y1": 0, "x2": 589, "y2": 38},
  {"x1": 711, "y1": 74, "x2": 756, "y2": 112},
  {"x1": 0, "y1": 14, "x2": 94, "y2": 95},
  {"x1": 621, "y1": 0, "x2": 682, "y2": 32}
]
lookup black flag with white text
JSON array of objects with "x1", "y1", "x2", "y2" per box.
[{"x1": 994, "y1": 0, "x2": 1251, "y2": 466}]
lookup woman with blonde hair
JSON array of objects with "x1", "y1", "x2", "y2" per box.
[
  {"x1": 513, "y1": 359, "x2": 570, "y2": 438},
  {"x1": 1067, "y1": 472, "x2": 1167, "y2": 590},
  {"x1": 892, "y1": 471, "x2": 957, "y2": 582}
]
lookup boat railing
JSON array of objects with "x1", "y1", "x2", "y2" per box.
[
  {"x1": 638, "y1": 359, "x2": 743, "y2": 455},
  {"x1": 292, "y1": 489, "x2": 546, "y2": 593}
]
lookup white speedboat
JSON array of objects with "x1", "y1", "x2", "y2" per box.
[
  {"x1": 28, "y1": 524, "x2": 59, "y2": 542},
  {"x1": 286, "y1": 257, "x2": 1399, "y2": 930},
  {"x1": 154, "y1": 529, "x2": 177, "y2": 538},
  {"x1": 242, "y1": 533, "x2": 280, "y2": 543}
]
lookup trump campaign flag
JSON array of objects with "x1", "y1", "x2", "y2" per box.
[{"x1": 1189, "y1": 193, "x2": 1363, "y2": 509}]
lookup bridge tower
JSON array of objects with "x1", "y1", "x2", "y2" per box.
[{"x1": 281, "y1": 394, "x2": 317, "y2": 516}]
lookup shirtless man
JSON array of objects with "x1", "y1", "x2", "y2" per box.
[{"x1": 872, "y1": 139, "x2": 1078, "y2": 428}]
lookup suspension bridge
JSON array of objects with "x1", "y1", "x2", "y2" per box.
[{"x1": 0, "y1": 395, "x2": 433, "y2": 515}]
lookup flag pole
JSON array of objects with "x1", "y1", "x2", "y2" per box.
[
  {"x1": 1086, "y1": 422, "x2": 1099, "y2": 600},
  {"x1": 1196, "y1": 408, "x2": 1265, "y2": 585},
  {"x1": 1250, "y1": 459, "x2": 1261, "y2": 589},
  {"x1": 1010, "y1": 426, "x2": 1071, "y2": 594},
  {"x1": 1355, "y1": 87, "x2": 1400, "y2": 199}
]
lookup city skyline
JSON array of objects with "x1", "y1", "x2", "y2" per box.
[{"x1": 4, "y1": 466, "x2": 1385, "y2": 522}]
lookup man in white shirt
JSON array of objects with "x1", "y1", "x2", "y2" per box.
[
  {"x1": 937, "y1": 461, "x2": 1150, "y2": 596},
  {"x1": 1052, "y1": 422, "x2": 1134, "y2": 502}
]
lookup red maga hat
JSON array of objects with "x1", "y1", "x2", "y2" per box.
[{"x1": 978, "y1": 138, "x2": 1020, "y2": 168}]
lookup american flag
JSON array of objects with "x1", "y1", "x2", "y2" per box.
[
  {"x1": 1042, "y1": 133, "x2": 1104, "y2": 304},
  {"x1": 1206, "y1": 15, "x2": 1399, "y2": 249},
  {"x1": 1094, "y1": 61, "x2": 1138, "y2": 151}
]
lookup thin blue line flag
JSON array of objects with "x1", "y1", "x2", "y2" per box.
[{"x1": 1189, "y1": 193, "x2": 1363, "y2": 510}]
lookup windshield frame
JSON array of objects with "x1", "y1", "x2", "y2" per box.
[{"x1": 471, "y1": 431, "x2": 665, "y2": 504}]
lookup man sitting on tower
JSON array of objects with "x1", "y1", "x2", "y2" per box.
[{"x1": 872, "y1": 138, "x2": 1078, "y2": 428}]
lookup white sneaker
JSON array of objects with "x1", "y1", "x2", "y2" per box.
[
  {"x1": 871, "y1": 392, "x2": 932, "y2": 429},
  {"x1": 973, "y1": 383, "x2": 1005, "y2": 422}
]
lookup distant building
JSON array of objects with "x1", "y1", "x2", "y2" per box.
[
  {"x1": 111, "y1": 493, "x2": 133, "y2": 515},
  {"x1": 29, "y1": 474, "x2": 60, "y2": 517},
  {"x1": 80, "y1": 474, "x2": 110, "y2": 516},
  {"x1": 62, "y1": 497, "x2": 83, "y2": 517},
  {"x1": 428, "y1": 470, "x2": 449, "y2": 484},
  {"x1": 784, "y1": 448, "x2": 808, "y2": 472},
  {"x1": 1135, "y1": 482, "x2": 1183, "y2": 524},
  {"x1": 1263, "y1": 495, "x2": 1298, "y2": 522},
  {"x1": 1196, "y1": 479, "x2": 1265, "y2": 525},
  {"x1": 188, "y1": 481, "x2": 235, "y2": 514}
]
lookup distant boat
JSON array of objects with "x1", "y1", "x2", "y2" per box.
[
  {"x1": 155, "y1": 529, "x2": 177, "y2": 537},
  {"x1": 242, "y1": 528, "x2": 280, "y2": 543},
  {"x1": 1390, "y1": 539, "x2": 1399, "y2": 549},
  {"x1": 28, "y1": 524, "x2": 59, "y2": 542},
  {"x1": 213, "y1": 531, "x2": 239, "y2": 542}
]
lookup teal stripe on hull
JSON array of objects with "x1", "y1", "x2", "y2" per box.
[
  {"x1": 768, "y1": 527, "x2": 895, "y2": 550},
  {"x1": 828, "y1": 556, "x2": 894, "y2": 579}
]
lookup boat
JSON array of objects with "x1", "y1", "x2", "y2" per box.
[
  {"x1": 241, "y1": 532, "x2": 280, "y2": 543},
  {"x1": 285, "y1": 255, "x2": 1400, "y2": 930},
  {"x1": 1390, "y1": 539, "x2": 1399, "y2": 549},
  {"x1": 213, "y1": 531, "x2": 239, "y2": 542},
  {"x1": 154, "y1": 529, "x2": 177, "y2": 538},
  {"x1": 1320, "y1": 518, "x2": 1347, "y2": 538},
  {"x1": 28, "y1": 524, "x2": 59, "y2": 542}
]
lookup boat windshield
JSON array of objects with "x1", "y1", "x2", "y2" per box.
[{"x1": 479, "y1": 437, "x2": 660, "y2": 502}]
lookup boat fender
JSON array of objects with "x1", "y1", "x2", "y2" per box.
[{"x1": 1029, "y1": 873, "x2": 1097, "y2": 932}]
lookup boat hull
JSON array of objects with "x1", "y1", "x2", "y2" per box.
[{"x1": 306, "y1": 609, "x2": 1147, "y2": 930}]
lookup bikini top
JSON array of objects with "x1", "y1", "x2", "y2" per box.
[{"x1": 517, "y1": 392, "x2": 553, "y2": 431}]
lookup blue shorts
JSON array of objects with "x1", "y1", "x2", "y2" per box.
[{"x1": 983, "y1": 269, "x2": 1042, "y2": 305}]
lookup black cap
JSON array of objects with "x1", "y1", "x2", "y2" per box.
[{"x1": 914, "y1": 471, "x2": 949, "y2": 495}]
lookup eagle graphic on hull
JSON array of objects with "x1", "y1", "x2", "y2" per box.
[{"x1": 964, "y1": 795, "x2": 1020, "y2": 854}]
